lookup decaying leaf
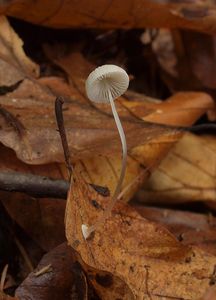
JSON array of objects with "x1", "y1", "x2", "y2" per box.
[
  {"x1": 0, "y1": 15, "x2": 39, "y2": 87},
  {"x1": 2, "y1": 0, "x2": 216, "y2": 34},
  {"x1": 15, "y1": 243, "x2": 88, "y2": 300},
  {"x1": 66, "y1": 167, "x2": 216, "y2": 299},
  {"x1": 135, "y1": 205, "x2": 216, "y2": 256},
  {"x1": 139, "y1": 133, "x2": 216, "y2": 204}
]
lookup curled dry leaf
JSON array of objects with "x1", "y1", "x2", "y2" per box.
[
  {"x1": 66, "y1": 167, "x2": 216, "y2": 299},
  {"x1": 15, "y1": 243, "x2": 88, "y2": 300},
  {"x1": 1, "y1": 0, "x2": 216, "y2": 33},
  {"x1": 139, "y1": 133, "x2": 216, "y2": 204}
]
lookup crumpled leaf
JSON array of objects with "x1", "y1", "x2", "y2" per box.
[
  {"x1": 1, "y1": 0, "x2": 216, "y2": 34},
  {"x1": 65, "y1": 168, "x2": 216, "y2": 299},
  {"x1": 0, "y1": 75, "x2": 181, "y2": 165},
  {"x1": 15, "y1": 243, "x2": 88, "y2": 300},
  {"x1": 139, "y1": 133, "x2": 216, "y2": 204},
  {"x1": 0, "y1": 16, "x2": 39, "y2": 87},
  {"x1": 135, "y1": 205, "x2": 216, "y2": 256}
]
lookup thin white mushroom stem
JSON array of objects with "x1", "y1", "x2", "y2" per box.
[
  {"x1": 82, "y1": 64, "x2": 129, "y2": 239},
  {"x1": 83, "y1": 91, "x2": 127, "y2": 238}
]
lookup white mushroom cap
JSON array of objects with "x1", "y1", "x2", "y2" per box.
[{"x1": 85, "y1": 64, "x2": 129, "y2": 103}]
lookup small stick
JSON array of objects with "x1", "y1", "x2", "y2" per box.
[{"x1": 55, "y1": 97, "x2": 72, "y2": 180}]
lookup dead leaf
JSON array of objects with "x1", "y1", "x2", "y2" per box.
[
  {"x1": 65, "y1": 167, "x2": 216, "y2": 299},
  {"x1": 134, "y1": 205, "x2": 216, "y2": 256},
  {"x1": 0, "y1": 16, "x2": 39, "y2": 87},
  {"x1": 1, "y1": 0, "x2": 216, "y2": 34},
  {"x1": 139, "y1": 133, "x2": 216, "y2": 204},
  {"x1": 123, "y1": 91, "x2": 214, "y2": 126},
  {"x1": 2, "y1": 193, "x2": 66, "y2": 252},
  {"x1": 15, "y1": 243, "x2": 88, "y2": 300},
  {"x1": 0, "y1": 75, "x2": 181, "y2": 164}
]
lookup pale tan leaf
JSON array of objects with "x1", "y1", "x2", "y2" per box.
[{"x1": 139, "y1": 133, "x2": 216, "y2": 203}]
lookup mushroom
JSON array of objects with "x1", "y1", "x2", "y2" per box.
[{"x1": 82, "y1": 64, "x2": 129, "y2": 239}]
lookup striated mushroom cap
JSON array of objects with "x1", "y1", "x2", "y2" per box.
[{"x1": 85, "y1": 64, "x2": 129, "y2": 103}]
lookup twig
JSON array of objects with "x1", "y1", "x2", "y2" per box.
[
  {"x1": 0, "y1": 171, "x2": 69, "y2": 199},
  {"x1": 55, "y1": 97, "x2": 72, "y2": 180}
]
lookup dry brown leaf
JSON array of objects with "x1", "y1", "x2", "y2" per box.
[
  {"x1": 135, "y1": 205, "x2": 216, "y2": 256},
  {"x1": 15, "y1": 243, "x2": 88, "y2": 300},
  {"x1": 0, "y1": 76, "x2": 181, "y2": 164},
  {"x1": 2, "y1": 0, "x2": 216, "y2": 34},
  {"x1": 139, "y1": 133, "x2": 216, "y2": 204},
  {"x1": 123, "y1": 91, "x2": 214, "y2": 126},
  {"x1": 0, "y1": 16, "x2": 39, "y2": 86},
  {"x1": 66, "y1": 167, "x2": 216, "y2": 299}
]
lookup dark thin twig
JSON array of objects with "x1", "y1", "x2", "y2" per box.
[
  {"x1": 0, "y1": 171, "x2": 69, "y2": 199},
  {"x1": 55, "y1": 97, "x2": 73, "y2": 180}
]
